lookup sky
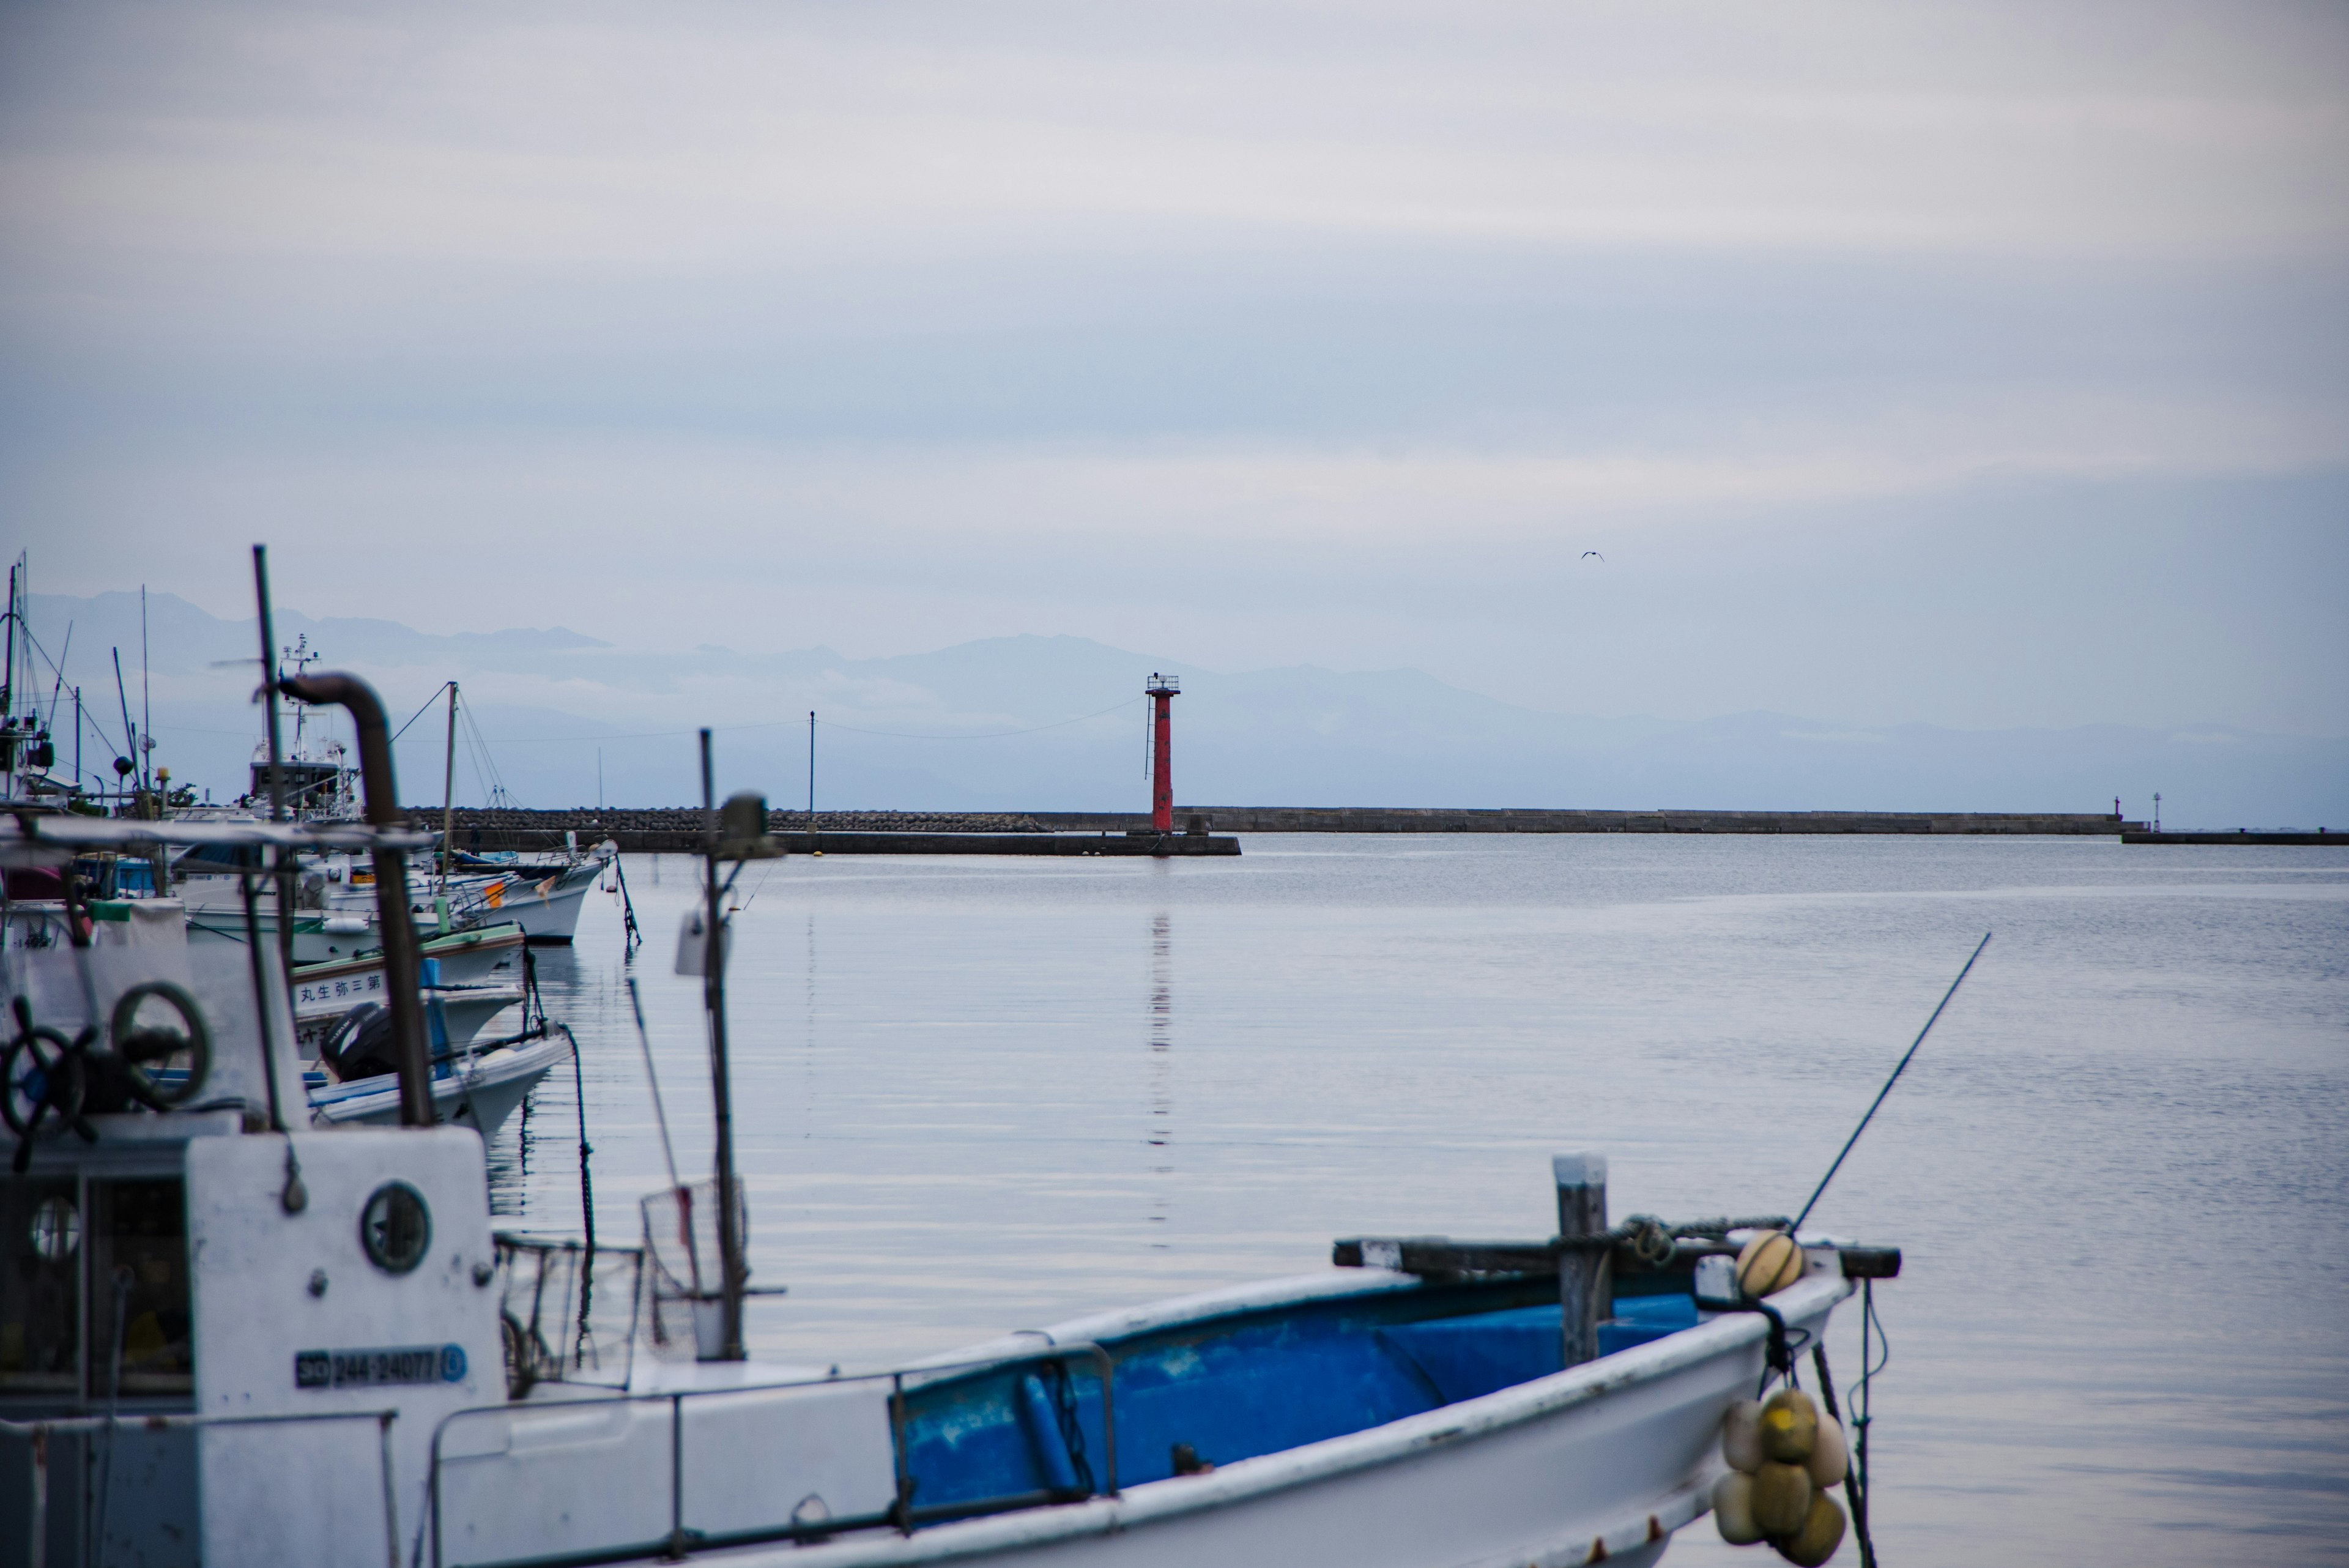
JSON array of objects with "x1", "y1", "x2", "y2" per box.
[{"x1": 2, "y1": 0, "x2": 2344, "y2": 739}]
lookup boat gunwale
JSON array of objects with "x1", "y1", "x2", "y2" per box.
[
  {"x1": 845, "y1": 1279, "x2": 1832, "y2": 1542},
  {"x1": 310, "y1": 1030, "x2": 572, "y2": 1118},
  {"x1": 581, "y1": 1271, "x2": 1852, "y2": 1566}
]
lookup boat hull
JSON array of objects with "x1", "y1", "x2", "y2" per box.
[
  {"x1": 428, "y1": 1271, "x2": 1849, "y2": 1568},
  {"x1": 450, "y1": 858, "x2": 607, "y2": 944},
  {"x1": 308, "y1": 1032, "x2": 568, "y2": 1139}
]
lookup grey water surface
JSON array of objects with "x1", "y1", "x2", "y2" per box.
[{"x1": 494, "y1": 835, "x2": 2348, "y2": 1565}]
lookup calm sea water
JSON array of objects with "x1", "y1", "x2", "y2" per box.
[{"x1": 495, "y1": 836, "x2": 2347, "y2": 1565}]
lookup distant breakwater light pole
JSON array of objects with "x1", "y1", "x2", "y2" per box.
[{"x1": 1147, "y1": 673, "x2": 1179, "y2": 838}]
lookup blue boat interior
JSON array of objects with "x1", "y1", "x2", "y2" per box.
[{"x1": 899, "y1": 1277, "x2": 1704, "y2": 1519}]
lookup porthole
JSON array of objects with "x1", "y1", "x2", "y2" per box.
[{"x1": 358, "y1": 1182, "x2": 431, "y2": 1276}]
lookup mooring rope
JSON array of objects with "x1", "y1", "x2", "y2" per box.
[{"x1": 1558, "y1": 1214, "x2": 1796, "y2": 1268}]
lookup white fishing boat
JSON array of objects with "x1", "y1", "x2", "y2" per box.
[
  {"x1": 292, "y1": 979, "x2": 524, "y2": 1057},
  {"x1": 0, "y1": 558, "x2": 73, "y2": 813},
  {"x1": 305, "y1": 1028, "x2": 570, "y2": 1137},
  {"x1": 0, "y1": 660, "x2": 1899, "y2": 1568},
  {"x1": 438, "y1": 849, "x2": 611, "y2": 945},
  {"x1": 288, "y1": 920, "x2": 529, "y2": 1002}
]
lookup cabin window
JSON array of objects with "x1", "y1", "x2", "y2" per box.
[
  {"x1": 86, "y1": 1178, "x2": 194, "y2": 1399},
  {"x1": 1, "y1": 1179, "x2": 80, "y2": 1395}
]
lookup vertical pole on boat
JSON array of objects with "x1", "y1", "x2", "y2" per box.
[
  {"x1": 1, "y1": 562, "x2": 13, "y2": 718},
  {"x1": 440, "y1": 681, "x2": 459, "y2": 890},
  {"x1": 1554, "y1": 1152, "x2": 1609, "y2": 1368},
  {"x1": 112, "y1": 648, "x2": 136, "y2": 809},
  {"x1": 700, "y1": 727, "x2": 746, "y2": 1359},
  {"x1": 139, "y1": 585, "x2": 150, "y2": 793},
  {"x1": 806, "y1": 711, "x2": 816, "y2": 852},
  {"x1": 253, "y1": 547, "x2": 298, "y2": 983}
]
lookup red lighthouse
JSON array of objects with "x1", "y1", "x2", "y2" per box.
[{"x1": 1146, "y1": 673, "x2": 1179, "y2": 834}]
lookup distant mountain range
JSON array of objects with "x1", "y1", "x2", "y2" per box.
[{"x1": 19, "y1": 591, "x2": 2345, "y2": 830}]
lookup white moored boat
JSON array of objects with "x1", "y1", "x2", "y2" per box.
[
  {"x1": 305, "y1": 1029, "x2": 570, "y2": 1137},
  {"x1": 0, "y1": 664, "x2": 1893, "y2": 1568}
]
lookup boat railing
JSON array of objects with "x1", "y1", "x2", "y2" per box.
[
  {"x1": 425, "y1": 1340, "x2": 1119, "y2": 1568},
  {"x1": 0, "y1": 1405, "x2": 403, "y2": 1566}
]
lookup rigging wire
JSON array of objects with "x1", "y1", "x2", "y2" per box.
[
  {"x1": 43, "y1": 622, "x2": 70, "y2": 732},
  {"x1": 464, "y1": 702, "x2": 519, "y2": 808},
  {"x1": 389, "y1": 681, "x2": 454, "y2": 745}
]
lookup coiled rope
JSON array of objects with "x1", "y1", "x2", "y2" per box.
[{"x1": 1558, "y1": 1214, "x2": 1795, "y2": 1269}]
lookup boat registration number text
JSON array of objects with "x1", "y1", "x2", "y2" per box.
[{"x1": 295, "y1": 1344, "x2": 468, "y2": 1390}]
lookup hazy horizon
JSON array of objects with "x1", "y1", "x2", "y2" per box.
[{"x1": 17, "y1": 585, "x2": 2343, "y2": 829}]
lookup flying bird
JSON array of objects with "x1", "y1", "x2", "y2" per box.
[{"x1": 1582, "y1": 551, "x2": 1605, "y2": 562}]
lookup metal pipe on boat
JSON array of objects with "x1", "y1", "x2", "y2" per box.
[{"x1": 279, "y1": 671, "x2": 434, "y2": 1129}]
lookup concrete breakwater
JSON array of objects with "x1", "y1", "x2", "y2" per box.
[{"x1": 412, "y1": 804, "x2": 2140, "y2": 853}]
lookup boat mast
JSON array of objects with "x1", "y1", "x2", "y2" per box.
[
  {"x1": 700, "y1": 727, "x2": 747, "y2": 1359},
  {"x1": 140, "y1": 584, "x2": 150, "y2": 794},
  {"x1": 441, "y1": 680, "x2": 459, "y2": 888},
  {"x1": 113, "y1": 647, "x2": 138, "y2": 814},
  {"x1": 2, "y1": 559, "x2": 16, "y2": 720},
  {"x1": 253, "y1": 548, "x2": 297, "y2": 981}
]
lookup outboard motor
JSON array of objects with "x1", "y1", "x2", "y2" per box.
[{"x1": 321, "y1": 1001, "x2": 401, "y2": 1083}]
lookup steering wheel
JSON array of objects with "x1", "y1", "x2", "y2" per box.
[
  {"x1": 5, "y1": 997, "x2": 97, "y2": 1172},
  {"x1": 109, "y1": 981, "x2": 212, "y2": 1109}
]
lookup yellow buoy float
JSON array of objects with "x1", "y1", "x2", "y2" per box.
[
  {"x1": 1806, "y1": 1408, "x2": 1849, "y2": 1487},
  {"x1": 1778, "y1": 1494, "x2": 1848, "y2": 1567},
  {"x1": 1735, "y1": 1230, "x2": 1806, "y2": 1299},
  {"x1": 1715, "y1": 1384, "x2": 1853, "y2": 1562},
  {"x1": 1761, "y1": 1388, "x2": 1819, "y2": 1463},
  {"x1": 1721, "y1": 1400, "x2": 1766, "y2": 1473},
  {"x1": 1750, "y1": 1461, "x2": 1813, "y2": 1536},
  {"x1": 1713, "y1": 1473, "x2": 1765, "y2": 1545}
]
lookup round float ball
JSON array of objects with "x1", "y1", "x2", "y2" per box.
[
  {"x1": 1750, "y1": 1461, "x2": 1813, "y2": 1537},
  {"x1": 1713, "y1": 1473, "x2": 1764, "y2": 1545},
  {"x1": 1805, "y1": 1414, "x2": 1848, "y2": 1487},
  {"x1": 1721, "y1": 1400, "x2": 1765, "y2": 1473},
  {"x1": 1773, "y1": 1492, "x2": 1847, "y2": 1566},
  {"x1": 1761, "y1": 1388, "x2": 1819, "y2": 1463},
  {"x1": 1736, "y1": 1232, "x2": 1805, "y2": 1298}
]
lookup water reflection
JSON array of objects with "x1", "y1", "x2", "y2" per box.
[{"x1": 1147, "y1": 910, "x2": 1173, "y2": 1247}]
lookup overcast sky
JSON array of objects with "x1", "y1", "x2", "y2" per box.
[{"x1": 2, "y1": 0, "x2": 2343, "y2": 734}]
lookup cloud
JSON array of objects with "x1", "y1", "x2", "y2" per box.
[{"x1": 1, "y1": 0, "x2": 2343, "y2": 740}]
